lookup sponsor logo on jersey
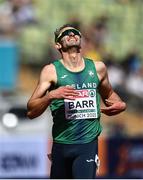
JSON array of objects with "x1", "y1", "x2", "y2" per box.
[
  {"x1": 86, "y1": 159, "x2": 94, "y2": 163},
  {"x1": 61, "y1": 75, "x2": 68, "y2": 79}
]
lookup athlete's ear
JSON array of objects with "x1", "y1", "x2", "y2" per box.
[{"x1": 55, "y1": 42, "x2": 62, "y2": 50}]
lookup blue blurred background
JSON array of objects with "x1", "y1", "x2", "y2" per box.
[{"x1": 0, "y1": 0, "x2": 143, "y2": 179}]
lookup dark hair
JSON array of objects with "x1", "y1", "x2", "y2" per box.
[{"x1": 54, "y1": 24, "x2": 78, "y2": 42}]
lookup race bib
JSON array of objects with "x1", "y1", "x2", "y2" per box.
[{"x1": 64, "y1": 89, "x2": 98, "y2": 120}]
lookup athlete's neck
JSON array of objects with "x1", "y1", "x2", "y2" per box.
[{"x1": 61, "y1": 50, "x2": 84, "y2": 72}]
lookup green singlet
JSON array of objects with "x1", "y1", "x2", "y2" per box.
[{"x1": 50, "y1": 58, "x2": 102, "y2": 144}]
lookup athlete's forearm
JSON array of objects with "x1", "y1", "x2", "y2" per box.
[
  {"x1": 27, "y1": 86, "x2": 78, "y2": 119},
  {"x1": 101, "y1": 91, "x2": 126, "y2": 116},
  {"x1": 106, "y1": 91, "x2": 125, "y2": 105},
  {"x1": 27, "y1": 93, "x2": 53, "y2": 119}
]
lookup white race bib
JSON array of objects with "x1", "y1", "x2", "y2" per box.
[{"x1": 64, "y1": 89, "x2": 98, "y2": 120}]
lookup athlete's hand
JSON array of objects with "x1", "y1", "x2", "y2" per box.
[
  {"x1": 101, "y1": 99, "x2": 126, "y2": 116},
  {"x1": 48, "y1": 86, "x2": 78, "y2": 100}
]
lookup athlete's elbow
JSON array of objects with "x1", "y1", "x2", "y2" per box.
[
  {"x1": 27, "y1": 112, "x2": 33, "y2": 119},
  {"x1": 27, "y1": 110, "x2": 38, "y2": 119},
  {"x1": 27, "y1": 102, "x2": 36, "y2": 119},
  {"x1": 121, "y1": 101, "x2": 127, "y2": 111}
]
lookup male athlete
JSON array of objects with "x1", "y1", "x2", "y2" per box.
[{"x1": 27, "y1": 24, "x2": 126, "y2": 179}]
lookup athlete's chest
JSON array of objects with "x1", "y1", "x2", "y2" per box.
[{"x1": 57, "y1": 70, "x2": 99, "y2": 89}]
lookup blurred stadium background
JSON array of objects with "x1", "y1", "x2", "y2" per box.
[{"x1": 0, "y1": 0, "x2": 143, "y2": 179}]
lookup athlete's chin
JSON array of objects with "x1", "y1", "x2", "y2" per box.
[
  {"x1": 61, "y1": 45, "x2": 81, "y2": 52},
  {"x1": 67, "y1": 44, "x2": 81, "y2": 50}
]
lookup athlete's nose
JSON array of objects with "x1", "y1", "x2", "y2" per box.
[{"x1": 69, "y1": 31, "x2": 75, "y2": 36}]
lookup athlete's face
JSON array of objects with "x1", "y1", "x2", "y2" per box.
[{"x1": 57, "y1": 27, "x2": 82, "y2": 50}]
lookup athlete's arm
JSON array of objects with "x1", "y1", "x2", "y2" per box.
[
  {"x1": 27, "y1": 64, "x2": 77, "y2": 119},
  {"x1": 95, "y1": 61, "x2": 126, "y2": 116}
]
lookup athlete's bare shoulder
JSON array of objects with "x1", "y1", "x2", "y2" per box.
[
  {"x1": 93, "y1": 61, "x2": 107, "y2": 81},
  {"x1": 93, "y1": 60, "x2": 106, "y2": 71},
  {"x1": 40, "y1": 63, "x2": 57, "y2": 83},
  {"x1": 41, "y1": 63, "x2": 55, "y2": 74}
]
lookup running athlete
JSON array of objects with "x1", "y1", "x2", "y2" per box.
[{"x1": 27, "y1": 24, "x2": 126, "y2": 179}]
